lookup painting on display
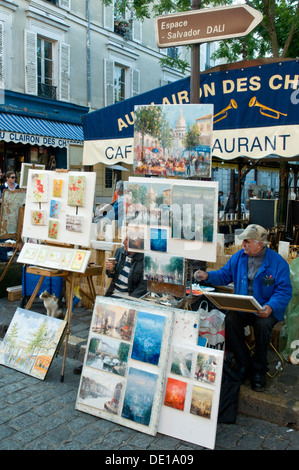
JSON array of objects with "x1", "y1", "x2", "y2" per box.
[
  {"x1": 0, "y1": 308, "x2": 67, "y2": 380},
  {"x1": 18, "y1": 243, "x2": 91, "y2": 273},
  {"x1": 133, "y1": 104, "x2": 213, "y2": 178},
  {"x1": 158, "y1": 342, "x2": 224, "y2": 450},
  {"x1": 0, "y1": 189, "x2": 26, "y2": 239},
  {"x1": 22, "y1": 170, "x2": 96, "y2": 248},
  {"x1": 125, "y1": 177, "x2": 218, "y2": 262},
  {"x1": 75, "y1": 297, "x2": 173, "y2": 435},
  {"x1": 144, "y1": 252, "x2": 185, "y2": 285}
]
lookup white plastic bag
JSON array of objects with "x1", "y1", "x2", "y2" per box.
[{"x1": 198, "y1": 301, "x2": 225, "y2": 350}]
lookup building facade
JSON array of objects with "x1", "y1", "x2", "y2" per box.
[{"x1": 0, "y1": 0, "x2": 222, "y2": 198}]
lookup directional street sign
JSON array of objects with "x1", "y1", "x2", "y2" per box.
[{"x1": 155, "y1": 5, "x2": 263, "y2": 48}]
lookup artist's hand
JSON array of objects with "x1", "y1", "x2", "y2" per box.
[
  {"x1": 194, "y1": 270, "x2": 209, "y2": 281},
  {"x1": 257, "y1": 305, "x2": 273, "y2": 318},
  {"x1": 106, "y1": 260, "x2": 116, "y2": 273}
]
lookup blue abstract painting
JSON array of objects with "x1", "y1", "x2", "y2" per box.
[
  {"x1": 150, "y1": 227, "x2": 167, "y2": 252},
  {"x1": 131, "y1": 311, "x2": 165, "y2": 365},
  {"x1": 121, "y1": 367, "x2": 158, "y2": 426}
]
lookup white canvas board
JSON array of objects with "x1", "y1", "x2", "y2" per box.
[
  {"x1": 22, "y1": 170, "x2": 96, "y2": 247},
  {"x1": 172, "y1": 309, "x2": 200, "y2": 344},
  {"x1": 17, "y1": 242, "x2": 91, "y2": 273},
  {"x1": 126, "y1": 177, "x2": 218, "y2": 262},
  {"x1": 75, "y1": 296, "x2": 174, "y2": 436},
  {"x1": 158, "y1": 342, "x2": 224, "y2": 449}
]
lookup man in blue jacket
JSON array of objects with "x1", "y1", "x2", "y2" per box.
[{"x1": 195, "y1": 224, "x2": 292, "y2": 392}]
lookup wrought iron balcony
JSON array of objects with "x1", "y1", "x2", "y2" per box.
[{"x1": 38, "y1": 83, "x2": 57, "y2": 100}]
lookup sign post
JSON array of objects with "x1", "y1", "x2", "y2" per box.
[{"x1": 155, "y1": 5, "x2": 263, "y2": 48}]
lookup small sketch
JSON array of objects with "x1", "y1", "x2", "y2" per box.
[{"x1": 66, "y1": 214, "x2": 84, "y2": 233}]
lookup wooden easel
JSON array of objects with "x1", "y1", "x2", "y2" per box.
[
  {"x1": 23, "y1": 259, "x2": 102, "y2": 381},
  {"x1": 0, "y1": 206, "x2": 24, "y2": 283}
]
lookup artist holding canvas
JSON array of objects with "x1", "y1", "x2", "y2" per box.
[{"x1": 195, "y1": 224, "x2": 292, "y2": 392}]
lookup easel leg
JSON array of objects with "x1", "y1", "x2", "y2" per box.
[
  {"x1": 60, "y1": 273, "x2": 75, "y2": 382},
  {"x1": 25, "y1": 275, "x2": 45, "y2": 310}
]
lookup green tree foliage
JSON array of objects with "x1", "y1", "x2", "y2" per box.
[{"x1": 104, "y1": 0, "x2": 298, "y2": 65}]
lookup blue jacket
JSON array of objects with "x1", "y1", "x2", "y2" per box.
[{"x1": 207, "y1": 247, "x2": 292, "y2": 321}]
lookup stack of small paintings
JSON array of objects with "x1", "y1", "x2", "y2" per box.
[
  {"x1": 18, "y1": 243, "x2": 90, "y2": 273},
  {"x1": 22, "y1": 170, "x2": 96, "y2": 248},
  {"x1": 158, "y1": 342, "x2": 224, "y2": 450},
  {"x1": 0, "y1": 308, "x2": 66, "y2": 380},
  {"x1": 124, "y1": 177, "x2": 218, "y2": 262},
  {"x1": 75, "y1": 297, "x2": 173, "y2": 435}
]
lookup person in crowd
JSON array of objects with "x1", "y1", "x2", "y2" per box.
[
  {"x1": 194, "y1": 224, "x2": 292, "y2": 392},
  {"x1": 0, "y1": 171, "x2": 20, "y2": 261},
  {"x1": 73, "y1": 234, "x2": 147, "y2": 375},
  {"x1": 112, "y1": 180, "x2": 123, "y2": 203}
]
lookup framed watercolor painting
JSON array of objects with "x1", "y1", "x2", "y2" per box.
[
  {"x1": 0, "y1": 308, "x2": 67, "y2": 380},
  {"x1": 76, "y1": 297, "x2": 173, "y2": 436}
]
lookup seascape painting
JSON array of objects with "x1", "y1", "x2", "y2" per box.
[
  {"x1": 0, "y1": 308, "x2": 66, "y2": 380},
  {"x1": 133, "y1": 104, "x2": 212, "y2": 178},
  {"x1": 121, "y1": 367, "x2": 158, "y2": 426},
  {"x1": 86, "y1": 336, "x2": 130, "y2": 376},
  {"x1": 131, "y1": 311, "x2": 165, "y2": 365},
  {"x1": 144, "y1": 252, "x2": 185, "y2": 285}
]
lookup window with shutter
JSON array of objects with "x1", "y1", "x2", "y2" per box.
[
  {"x1": 59, "y1": 42, "x2": 70, "y2": 101},
  {"x1": 0, "y1": 22, "x2": 4, "y2": 90},
  {"x1": 104, "y1": 3, "x2": 114, "y2": 31},
  {"x1": 131, "y1": 68, "x2": 140, "y2": 97},
  {"x1": 104, "y1": 58, "x2": 114, "y2": 107},
  {"x1": 25, "y1": 30, "x2": 37, "y2": 95}
]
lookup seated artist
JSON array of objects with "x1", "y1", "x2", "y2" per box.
[
  {"x1": 195, "y1": 224, "x2": 292, "y2": 392},
  {"x1": 73, "y1": 235, "x2": 147, "y2": 375},
  {"x1": 105, "y1": 234, "x2": 147, "y2": 298}
]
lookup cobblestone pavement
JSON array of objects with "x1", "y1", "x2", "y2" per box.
[{"x1": 0, "y1": 355, "x2": 298, "y2": 452}]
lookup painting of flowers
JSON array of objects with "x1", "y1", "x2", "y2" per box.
[
  {"x1": 53, "y1": 179, "x2": 63, "y2": 197},
  {"x1": 31, "y1": 209, "x2": 47, "y2": 225},
  {"x1": 68, "y1": 175, "x2": 86, "y2": 207},
  {"x1": 50, "y1": 200, "x2": 61, "y2": 218},
  {"x1": 48, "y1": 219, "x2": 59, "y2": 239},
  {"x1": 31, "y1": 173, "x2": 49, "y2": 202}
]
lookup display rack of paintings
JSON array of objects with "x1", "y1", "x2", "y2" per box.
[
  {"x1": 18, "y1": 242, "x2": 91, "y2": 273},
  {"x1": 124, "y1": 177, "x2": 218, "y2": 262},
  {"x1": 158, "y1": 342, "x2": 224, "y2": 450},
  {"x1": 22, "y1": 169, "x2": 96, "y2": 247},
  {"x1": 133, "y1": 104, "x2": 213, "y2": 179},
  {"x1": 75, "y1": 296, "x2": 173, "y2": 435},
  {"x1": 0, "y1": 307, "x2": 67, "y2": 380}
]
